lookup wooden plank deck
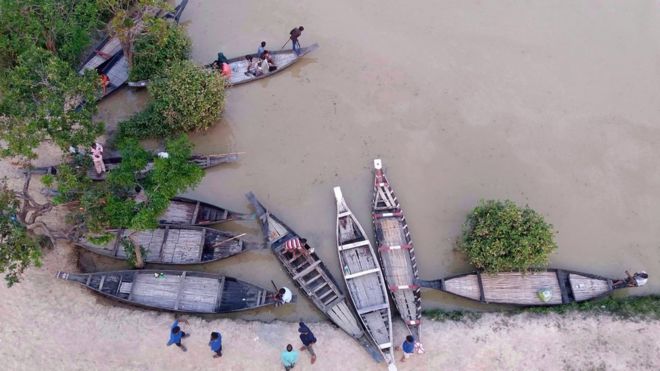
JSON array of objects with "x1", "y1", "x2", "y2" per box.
[
  {"x1": 130, "y1": 273, "x2": 180, "y2": 309},
  {"x1": 480, "y1": 272, "x2": 563, "y2": 304},
  {"x1": 160, "y1": 200, "x2": 194, "y2": 224},
  {"x1": 178, "y1": 275, "x2": 220, "y2": 312},
  {"x1": 569, "y1": 274, "x2": 610, "y2": 302},
  {"x1": 444, "y1": 274, "x2": 482, "y2": 301},
  {"x1": 160, "y1": 229, "x2": 204, "y2": 264}
]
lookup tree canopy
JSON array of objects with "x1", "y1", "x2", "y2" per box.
[
  {"x1": 129, "y1": 19, "x2": 191, "y2": 81},
  {"x1": 459, "y1": 200, "x2": 557, "y2": 272},
  {"x1": 0, "y1": 47, "x2": 104, "y2": 160}
]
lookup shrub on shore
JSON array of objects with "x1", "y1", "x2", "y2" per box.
[
  {"x1": 460, "y1": 200, "x2": 557, "y2": 272},
  {"x1": 129, "y1": 20, "x2": 191, "y2": 82},
  {"x1": 120, "y1": 60, "x2": 225, "y2": 139}
]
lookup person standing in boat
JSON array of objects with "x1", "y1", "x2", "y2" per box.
[
  {"x1": 298, "y1": 322, "x2": 317, "y2": 364},
  {"x1": 90, "y1": 142, "x2": 105, "y2": 174},
  {"x1": 289, "y1": 26, "x2": 304, "y2": 55},
  {"x1": 166, "y1": 318, "x2": 190, "y2": 352},
  {"x1": 209, "y1": 331, "x2": 223, "y2": 358},
  {"x1": 281, "y1": 344, "x2": 299, "y2": 371},
  {"x1": 257, "y1": 41, "x2": 267, "y2": 57}
]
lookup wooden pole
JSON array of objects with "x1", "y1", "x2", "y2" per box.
[{"x1": 211, "y1": 233, "x2": 247, "y2": 247}]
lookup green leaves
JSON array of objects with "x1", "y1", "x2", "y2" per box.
[
  {"x1": 129, "y1": 19, "x2": 191, "y2": 81},
  {"x1": 0, "y1": 47, "x2": 104, "y2": 159},
  {"x1": 460, "y1": 200, "x2": 557, "y2": 272}
]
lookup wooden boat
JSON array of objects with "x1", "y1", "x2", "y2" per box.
[
  {"x1": 371, "y1": 159, "x2": 422, "y2": 341},
  {"x1": 57, "y1": 269, "x2": 282, "y2": 313},
  {"x1": 417, "y1": 269, "x2": 645, "y2": 306},
  {"x1": 30, "y1": 153, "x2": 239, "y2": 181},
  {"x1": 160, "y1": 197, "x2": 253, "y2": 225},
  {"x1": 334, "y1": 186, "x2": 395, "y2": 368},
  {"x1": 246, "y1": 192, "x2": 383, "y2": 363},
  {"x1": 75, "y1": 225, "x2": 262, "y2": 265},
  {"x1": 79, "y1": 1, "x2": 189, "y2": 99},
  {"x1": 208, "y1": 43, "x2": 319, "y2": 87}
]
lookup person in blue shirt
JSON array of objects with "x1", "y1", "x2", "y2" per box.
[
  {"x1": 209, "y1": 331, "x2": 223, "y2": 358},
  {"x1": 166, "y1": 318, "x2": 190, "y2": 352},
  {"x1": 400, "y1": 335, "x2": 415, "y2": 362},
  {"x1": 280, "y1": 344, "x2": 299, "y2": 371},
  {"x1": 298, "y1": 322, "x2": 317, "y2": 364},
  {"x1": 257, "y1": 41, "x2": 266, "y2": 57}
]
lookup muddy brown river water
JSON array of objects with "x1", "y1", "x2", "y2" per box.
[{"x1": 89, "y1": 1, "x2": 660, "y2": 321}]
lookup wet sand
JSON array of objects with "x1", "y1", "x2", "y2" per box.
[{"x1": 2, "y1": 0, "x2": 660, "y2": 369}]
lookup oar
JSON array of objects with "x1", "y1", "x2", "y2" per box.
[
  {"x1": 280, "y1": 38, "x2": 290, "y2": 50},
  {"x1": 271, "y1": 280, "x2": 279, "y2": 291}
]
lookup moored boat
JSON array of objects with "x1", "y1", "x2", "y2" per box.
[
  {"x1": 30, "y1": 153, "x2": 240, "y2": 181},
  {"x1": 76, "y1": 225, "x2": 262, "y2": 265},
  {"x1": 57, "y1": 269, "x2": 282, "y2": 313},
  {"x1": 160, "y1": 197, "x2": 253, "y2": 225},
  {"x1": 371, "y1": 159, "x2": 422, "y2": 342},
  {"x1": 334, "y1": 186, "x2": 395, "y2": 369},
  {"x1": 417, "y1": 269, "x2": 648, "y2": 306},
  {"x1": 246, "y1": 192, "x2": 383, "y2": 363}
]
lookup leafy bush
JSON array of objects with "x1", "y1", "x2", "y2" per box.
[
  {"x1": 0, "y1": 180, "x2": 43, "y2": 287},
  {"x1": 0, "y1": 47, "x2": 103, "y2": 159},
  {"x1": 460, "y1": 200, "x2": 557, "y2": 272},
  {"x1": 119, "y1": 60, "x2": 225, "y2": 138},
  {"x1": 0, "y1": 0, "x2": 105, "y2": 68},
  {"x1": 129, "y1": 20, "x2": 191, "y2": 81}
]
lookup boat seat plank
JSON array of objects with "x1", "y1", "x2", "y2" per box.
[
  {"x1": 357, "y1": 302, "x2": 389, "y2": 315},
  {"x1": 173, "y1": 271, "x2": 187, "y2": 310},
  {"x1": 345, "y1": 268, "x2": 381, "y2": 280},
  {"x1": 339, "y1": 240, "x2": 370, "y2": 251},
  {"x1": 292, "y1": 260, "x2": 322, "y2": 280}
]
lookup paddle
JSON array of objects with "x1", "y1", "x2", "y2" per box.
[
  {"x1": 211, "y1": 233, "x2": 247, "y2": 247},
  {"x1": 280, "y1": 38, "x2": 290, "y2": 50},
  {"x1": 271, "y1": 280, "x2": 279, "y2": 291}
]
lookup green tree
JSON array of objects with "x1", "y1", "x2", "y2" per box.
[
  {"x1": 103, "y1": 0, "x2": 169, "y2": 67},
  {"x1": 120, "y1": 60, "x2": 225, "y2": 138},
  {"x1": 129, "y1": 20, "x2": 191, "y2": 81},
  {"x1": 0, "y1": 179, "x2": 45, "y2": 287},
  {"x1": 460, "y1": 200, "x2": 557, "y2": 272},
  {"x1": 50, "y1": 135, "x2": 203, "y2": 267},
  {"x1": 0, "y1": 0, "x2": 105, "y2": 68},
  {"x1": 0, "y1": 47, "x2": 104, "y2": 160}
]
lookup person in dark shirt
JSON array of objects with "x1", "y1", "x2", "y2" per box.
[
  {"x1": 298, "y1": 322, "x2": 317, "y2": 364},
  {"x1": 166, "y1": 318, "x2": 190, "y2": 352},
  {"x1": 289, "y1": 26, "x2": 304, "y2": 55},
  {"x1": 209, "y1": 331, "x2": 223, "y2": 358},
  {"x1": 258, "y1": 41, "x2": 267, "y2": 57}
]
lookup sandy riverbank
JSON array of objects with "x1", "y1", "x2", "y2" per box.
[{"x1": 1, "y1": 241, "x2": 659, "y2": 371}]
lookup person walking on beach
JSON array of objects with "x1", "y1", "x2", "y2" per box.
[
  {"x1": 400, "y1": 335, "x2": 415, "y2": 362},
  {"x1": 281, "y1": 344, "x2": 299, "y2": 370},
  {"x1": 298, "y1": 322, "x2": 317, "y2": 364},
  {"x1": 209, "y1": 331, "x2": 223, "y2": 358},
  {"x1": 166, "y1": 318, "x2": 190, "y2": 352},
  {"x1": 289, "y1": 26, "x2": 304, "y2": 55}
]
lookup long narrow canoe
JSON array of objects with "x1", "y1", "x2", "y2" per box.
[
  {"x1": 417, "y1": 269, "x2": 646, "y2": 306},
  {"x1": 76, "y1": 225, "x2": 262, "y2": 265},
  {"x1": 246, "y1": 192, "x2": 383, "y2": 363},
  {"x1": 160, "y1": 197, "x2": 253, "y2": 225},
  {"x1": 371, "y1": 159, "x2": 422, "y2": 341},
  {"x1": 212, "y1": 44, "x2": 319, "y2": 87},
  {"x1": 30, "y1": 153, "x2": 239, "y2": 181},
  {"x1": 57, "y1": 269, "x2": 282, "y2": 313},
  {"x1": 334, "y1": 187, "x2": 395, "y2": 369}
]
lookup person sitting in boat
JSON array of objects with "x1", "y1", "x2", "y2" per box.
[
  {"x1": 262, "y1": 50, "x2": 278, "y2": 72},
  {"x1": 283, "y1": 237, "x2": 309, "y2": 260},
  {"x1": 613, "y1": 271, "x2": 649, "y2": 288},
  {"x1": 99, "y1": 73, "x2": 110, "y2": 95},
  {"x1": 245, "y1": 55, "x2": 261, "y2": 76},
  {"x1": 274, "y1": 287, "x2": 293, "y2": 306},
  {"x1": 220, "y1": 62, "x2": 232, "y2": 78}
]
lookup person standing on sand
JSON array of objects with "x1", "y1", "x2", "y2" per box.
[
  {"x1": 400, "y1": 335, "x2": 415, "y2": 362},
  {"x1": 166, "y1": 318, "x2": 190, "y2": 352},
  {"x1": 209, "y1": 331, "x2": 223, "y2": 358},
  {"x1": 298, "y1": 322, "x2": 317, "y2": 364},
  {"x1": 289, "y1": 26, "x2": 304, "y2": 55},
  {"x1": 281, "y1": 344, "x2": 299, "y2": 370}
]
